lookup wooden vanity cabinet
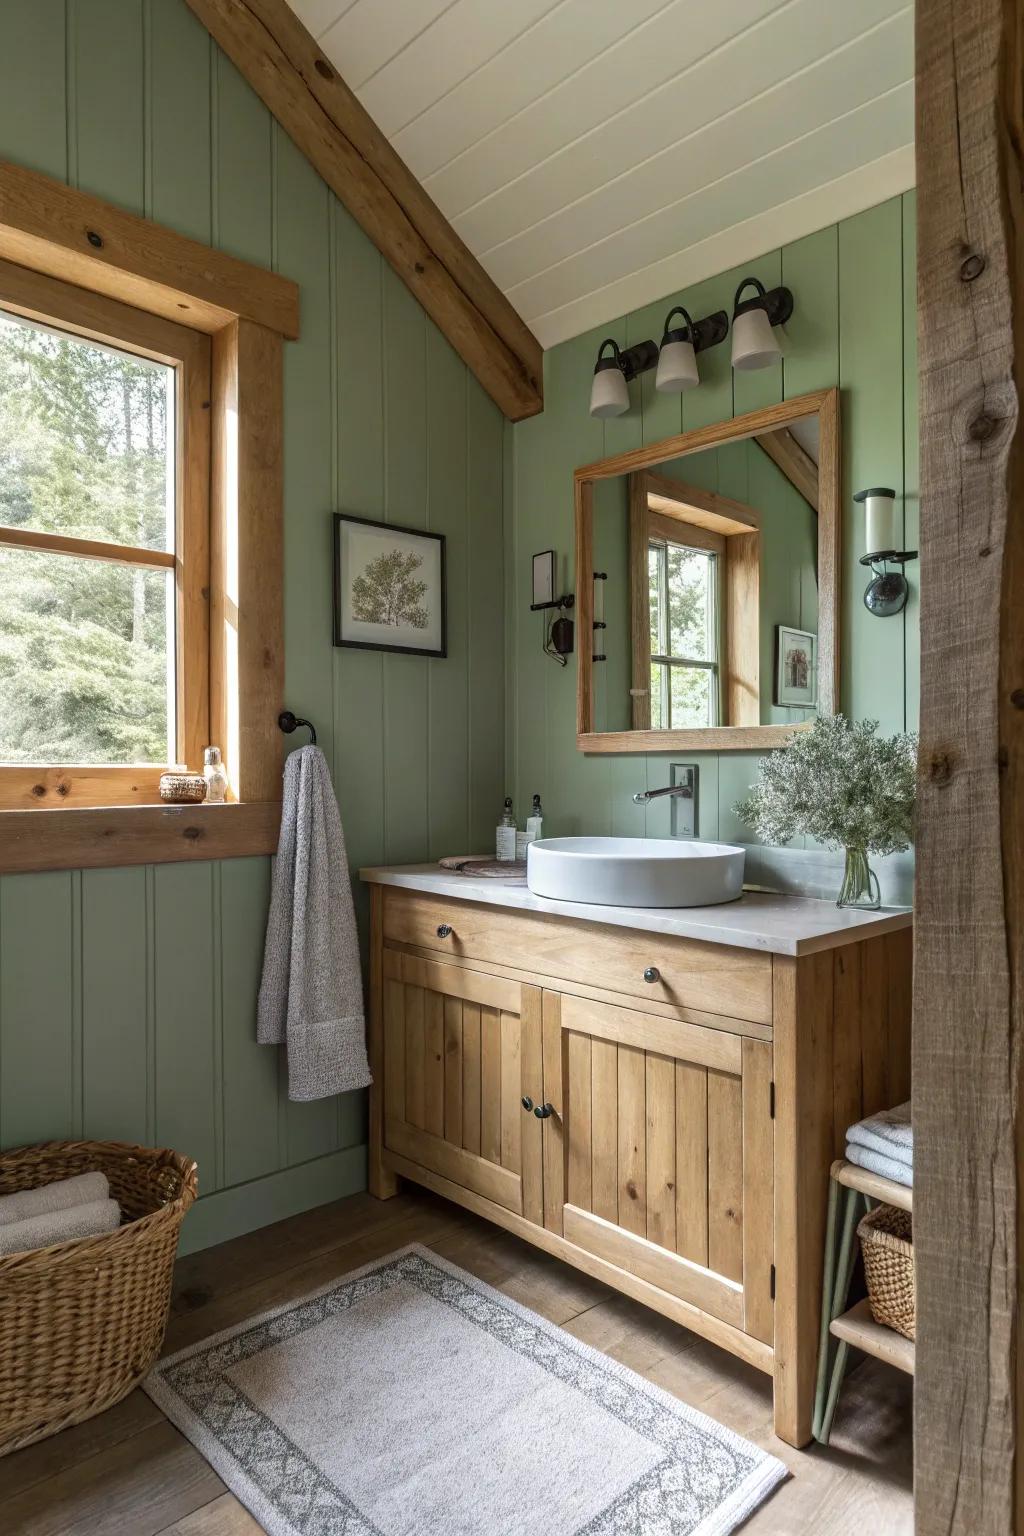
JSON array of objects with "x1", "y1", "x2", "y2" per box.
[{"x1": 365, "y1": 882, "x2": 912, "y2": 1450}]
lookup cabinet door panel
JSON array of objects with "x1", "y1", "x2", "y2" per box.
[
  {"x1": 548, "y1": 992, "x2": 773, "y2": 1340},
  {"x1": 382, "y1": 947, "x2": 543, "y2": 1222}
]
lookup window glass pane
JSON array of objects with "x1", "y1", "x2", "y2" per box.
[
  {"x1": 670, "y1": 665, "x2": 714, "y2": 730},
  {"x1": 0, "y1": 308, "x2": 175, "y2": 553},
  {"x1": 650, "y1": 661, "x2": 666, "y2": 729},
  {"x1": 648, "y1": 543, "x2": 663, "y2": 655},
  {"x1": 667, "y1": 544, "x2": 714, "y2": 660},
  {"x1": 0, "y1": 546, "x2": 174, "y2": 764}
]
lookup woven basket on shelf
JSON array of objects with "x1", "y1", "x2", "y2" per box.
[
  {"x1": 858, "y1": 1202, "x2": 915, "y2": 1341},
  {"x1": 0, "y1": 1139, "x2": 198, "y2": 1457}
]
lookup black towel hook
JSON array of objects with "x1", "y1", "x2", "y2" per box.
[{"x1": 278, "y1": 710, "x2": 317, "y2": 746}]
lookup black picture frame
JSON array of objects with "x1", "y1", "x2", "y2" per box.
[{"x1": 333, "y1": 512, "x2": 447, "y2": 658}]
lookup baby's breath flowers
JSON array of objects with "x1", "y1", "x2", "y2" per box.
[{"x1": 735, "y1": 716, "x2": 917, "y2": 855}]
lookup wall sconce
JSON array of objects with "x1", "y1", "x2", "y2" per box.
[
  {"x1": 854, "y1": 487, "x2": 918, "y2": 616},
  {"x1": 589, "y1": 337, "x2": 659, "y2": 418},
  {"x1": 730, "y1": 277, "x2": 793, "y2": 371},
  {"x1": 655, "y1": 305, "x2": 729, "y2": 394},
  {"x1": 531, "y1": 548, "x2": 575, "y2": 664}
]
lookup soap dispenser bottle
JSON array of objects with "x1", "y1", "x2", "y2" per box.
[
  {"x1": 526, "y1": 794, "x2": 544, "y2": 843},
  {"x1": 496, "y1": 797, "x2": 517, "y2": 862}
]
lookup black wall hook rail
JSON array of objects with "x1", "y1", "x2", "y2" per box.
[{"x1": 278, "y1": 710, "x2": 317, "y2": 746}]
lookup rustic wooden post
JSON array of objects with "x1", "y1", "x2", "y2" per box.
[{"x1": 914, "y1": 0, "x2": 1024, "y2": 1530}]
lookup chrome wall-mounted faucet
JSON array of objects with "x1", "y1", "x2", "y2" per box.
[{"x1": 633, "y1": 765, "x2": 699, "y2": 837}]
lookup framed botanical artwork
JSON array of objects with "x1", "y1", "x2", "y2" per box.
[
  {"x1": 333, "y1": 513, "x2": 447, "y2": 657},
  {"x1": 774, "y1": 625, "x2": 818, "y2": 707}
]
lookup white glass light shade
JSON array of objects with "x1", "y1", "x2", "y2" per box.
[
  {"x1": 655, "y1": 338, "x2": 699, "y2": 392},
  {"x1": 731, "y1": 306, "x2": 780, "y2": 370},
  {"x1": 857, "y1": 489, "x2": 897, "y2": 555},
  {"x1": 589, "y1": 364, "x2": 629, "y2": 418}
]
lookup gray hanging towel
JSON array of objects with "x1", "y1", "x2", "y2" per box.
[{"x1": 258, "y1": 745, "x2": 372, "y2": 1101}]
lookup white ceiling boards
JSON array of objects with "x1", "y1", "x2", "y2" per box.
[{"x1": 289, "y1": 0, "x2": 915, "y2": 348}]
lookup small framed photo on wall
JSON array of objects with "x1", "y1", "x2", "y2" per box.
[
  {"x1": 333, "y1": 513, "x2": 447, "y2": 657},
  {"x1": 774, "y1": 625, "x2": 818, "y2": 707}
]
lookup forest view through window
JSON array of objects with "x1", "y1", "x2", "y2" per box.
[
  {"x1": 0, "y1": 308, "x2": 176, "y2": 765},
  {"x1": 648, "y1": 536, "x2": 720, "y2": 729}
]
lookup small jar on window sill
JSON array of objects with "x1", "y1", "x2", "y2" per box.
[{"x1": 203, "y1": 746, "x2": 229, "y2": 804}]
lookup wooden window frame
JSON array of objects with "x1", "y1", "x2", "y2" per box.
[
  {"x1": 0, "y1": 158, "x2": 299, "y2": 873},
  {"x1": 576, "y1": 387, "x2": 839, "y2": 753},
  {"x1": 0, "y1": 259, "x2": 212, "y2": 810}
]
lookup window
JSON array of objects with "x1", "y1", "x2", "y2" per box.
[
  {"x1": 0, "y1": 277, "x2": 210, "y2": 808},
  {"x1": 648, "y1": 531, "x2": 721, "y2": 729}
]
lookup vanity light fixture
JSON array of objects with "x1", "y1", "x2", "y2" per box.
[
  {"x1": 854, "y1": 487, "x2": 918, "y2": 616},
  {"x1": 730, "y1": 277, "x2": 794, "y2": 371},
  {"x1": 655, "y1": 305, "x2": 729, "y2": 393},
  {"x1": 589, "y1": 335, "x2": 659, "y2": 418}
]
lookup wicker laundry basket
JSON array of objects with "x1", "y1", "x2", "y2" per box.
[
  {"x1": 858, "y1": 1202, "x2": 915, "y2": 1342},
  {"x1": 0, "y1": 1139, "x2": 198, "y2": 1456}
]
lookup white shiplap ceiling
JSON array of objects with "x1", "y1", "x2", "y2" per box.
[{"x1": 289, "y1": 0, "x2": 915, "y2": 348}]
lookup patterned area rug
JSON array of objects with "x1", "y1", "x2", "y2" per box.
[{"x1": 145, "y1": 1244, "x2": 786, "y2": 1536}]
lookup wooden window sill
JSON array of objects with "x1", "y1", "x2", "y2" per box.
[{"x1": 0, "y1": 801, "x2": 281, "y2": 875}]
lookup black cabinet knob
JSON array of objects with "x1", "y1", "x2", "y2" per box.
[
  {"x1": 643, "y1": 966, "x2": 660, "y2": 983},
  {"x1": 533, "y1": 1103, "x2": 554, "y2": 1119},
  {"x1": 521, "y1": 1096, "x2": 534, "y2": 1113},
  {"x1": 436, "y1": 923, "x2": 453, "y2": 939}
]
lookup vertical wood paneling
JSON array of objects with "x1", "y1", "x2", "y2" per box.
[
  {"x1": 443, "y1": 996, "x2": 463, "y2": 1144},
  {"x1": 404, "y1": 985, "x2": 425, "y2": 1131},
  {"x1": 147, "y1": 0, "x2": 211, "y2": 240},
  {"x1": 0, "y1": 874, "x2": 75, "y2": 1147},
  {"x1": 499, "y1": 1009, "x2": 521, "y2": 1173},
  {"x1": 901, "y1": 191, "x2": 919, "y2": 732},
  {"x1": 461, "y1": 1000, "x2": 482, "y2": 1153},
  {"x1": 675, "y1": 1061, "x2": 709, "y2": 1265},
  {"x1": 219, "y1": 857, "x2": 278, "y2": 1186},
  {"x1": 0, "y1": 0, "x2": 67, "y2": 177},
  {"x1": 566, "y1": 1030, "x2": 592, "y2": 1209},
  {"x1": 427, "y1": 325, "x2": 469, "y2": 859},
  {"x1": 81, "y1": 867, "x2": 149, "y2": 1145},
  {"x1": 616, "y1": 1042, "x2": 646, "y2": 1237},
  {"x1": 467, "y1": 382, "x2": 506, "y2": 849},
  {"x1": 707, "y1": 1069, "x2": 744, "y2": 1282},
  {"x1": 479, "y1": 1004, "x2": 501, "y2": 1163},
  {"x1": 839, "y1": 198, "x2": 906, "y2": 734},
  {"x1": 590, "y1": 1037, "x2": 618, "y2": 1221},
  {"x1": 645, "y1": 1052, "x2": 676, "y2": 1250},
  {"x1": 153, "y1": 863, "x2": 218, "y2": 1186},
  {"x1": 423, "y1": 990, "x2": 445, "y2": 1138},
  {"x1": 72, "y1": 0, "x2": 145, "y2": 209}
]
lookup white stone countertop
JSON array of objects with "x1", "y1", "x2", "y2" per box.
[{"x1": 359, "y1": 864, "x2": 913, "y2": 957}]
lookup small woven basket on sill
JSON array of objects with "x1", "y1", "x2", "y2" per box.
[
  {"x1": 857, "y1": 1202, "x2": 915, "y2": 1341},
  {"x1": 0, "y1": 1139, "x2": 198, "y2": 1457}
]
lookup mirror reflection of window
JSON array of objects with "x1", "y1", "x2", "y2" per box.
[{"x1": 647, "y1": 535, "x2": 719, "y2": 729}]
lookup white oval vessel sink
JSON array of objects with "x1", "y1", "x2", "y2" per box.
[{"x1": 526, "y1": 836, "x2": 745, "y2": 909}]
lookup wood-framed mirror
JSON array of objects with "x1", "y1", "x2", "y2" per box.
[{"x1": 574, "y1": 386, "x2": 840, "y2": 752}]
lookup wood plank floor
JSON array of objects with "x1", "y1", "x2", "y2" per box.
[{"x1": 0, "y1": 1185, "x2": 913, "y2": 1535}]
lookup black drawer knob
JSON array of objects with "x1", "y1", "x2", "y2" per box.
[
  {"x1": 521, "y1": 1096, "x2": 534, "y2": 1113},
  {"x1": 643, "y1": 966, "x2": 660, "y2": 983},
  {"x1": 533, "y1": 1103, "x2": 554, "y2": 1119},
  {"x1": 436, "y1": 923, "x2": 453, "y2": 939}
]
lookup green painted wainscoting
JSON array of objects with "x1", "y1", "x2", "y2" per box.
[
  {"x1": 0, "y1": 0, "x2": 505, "y2": 1252},
  {"x1": 505, "y1": 194, "x2": 918, "y2": 847}
]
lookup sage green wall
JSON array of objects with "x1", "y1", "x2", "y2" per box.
[
  {"x1": 506, "y1": 194, "x2": 918, "y2": 846},
  {"x1": 0, "y1": 0, "x2": 505, "y2": 1252}
]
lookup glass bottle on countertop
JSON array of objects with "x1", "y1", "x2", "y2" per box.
[
  {"x1": 526, "y1": 794, "x2": 544, "y2": 843},
  {"x1": 496, "y1": 797, "x2": 517, "y2": 862},
  {"x1": 203, "y1": 745, "x2": 229, "y2": 804}
]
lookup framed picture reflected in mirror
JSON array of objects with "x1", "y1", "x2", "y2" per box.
[{"x1": 774, "y1": 624, "x2": 818, "y2": 707}]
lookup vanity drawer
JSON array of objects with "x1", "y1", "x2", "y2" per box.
[{"x1": 381, "y1": 888, "x2": 772, "y2": 1025}]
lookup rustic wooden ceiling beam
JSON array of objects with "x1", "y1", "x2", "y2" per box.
[
  {"x1": 185, "y1": 0, "x2": 544, "y2": 422},
  {"x1": 0, "y1": 158, "x2": 299, "y2": 338},
  {"x1": 754, "y1": 428, "x2": 819, "y2": 512}
]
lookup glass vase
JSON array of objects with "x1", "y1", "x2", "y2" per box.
[{"x1": 837, "y1": 846, "x2": 881, "y2": 910}]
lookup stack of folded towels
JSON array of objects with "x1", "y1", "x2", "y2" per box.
[
  {"x1": 845, "y1": 1101, "x2": 912, "y2": 1188},
  {"x1": 0, "y1": 1171, "x2": 121, "y2": 1257}
]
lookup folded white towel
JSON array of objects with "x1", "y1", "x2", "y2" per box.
[
  {"x1": 845, "y1": 1141, "x2": 913, "y2": 1189},
  {"x1": 0, "y1": 1197, "x2": 121, "y2": 1256},
  {"x1": 847, "y1": 1101, "x2": 912, "y2": 1167},
  {"x1": 0, "y1": 1170, "x2": 110, "y2": 1227}
]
